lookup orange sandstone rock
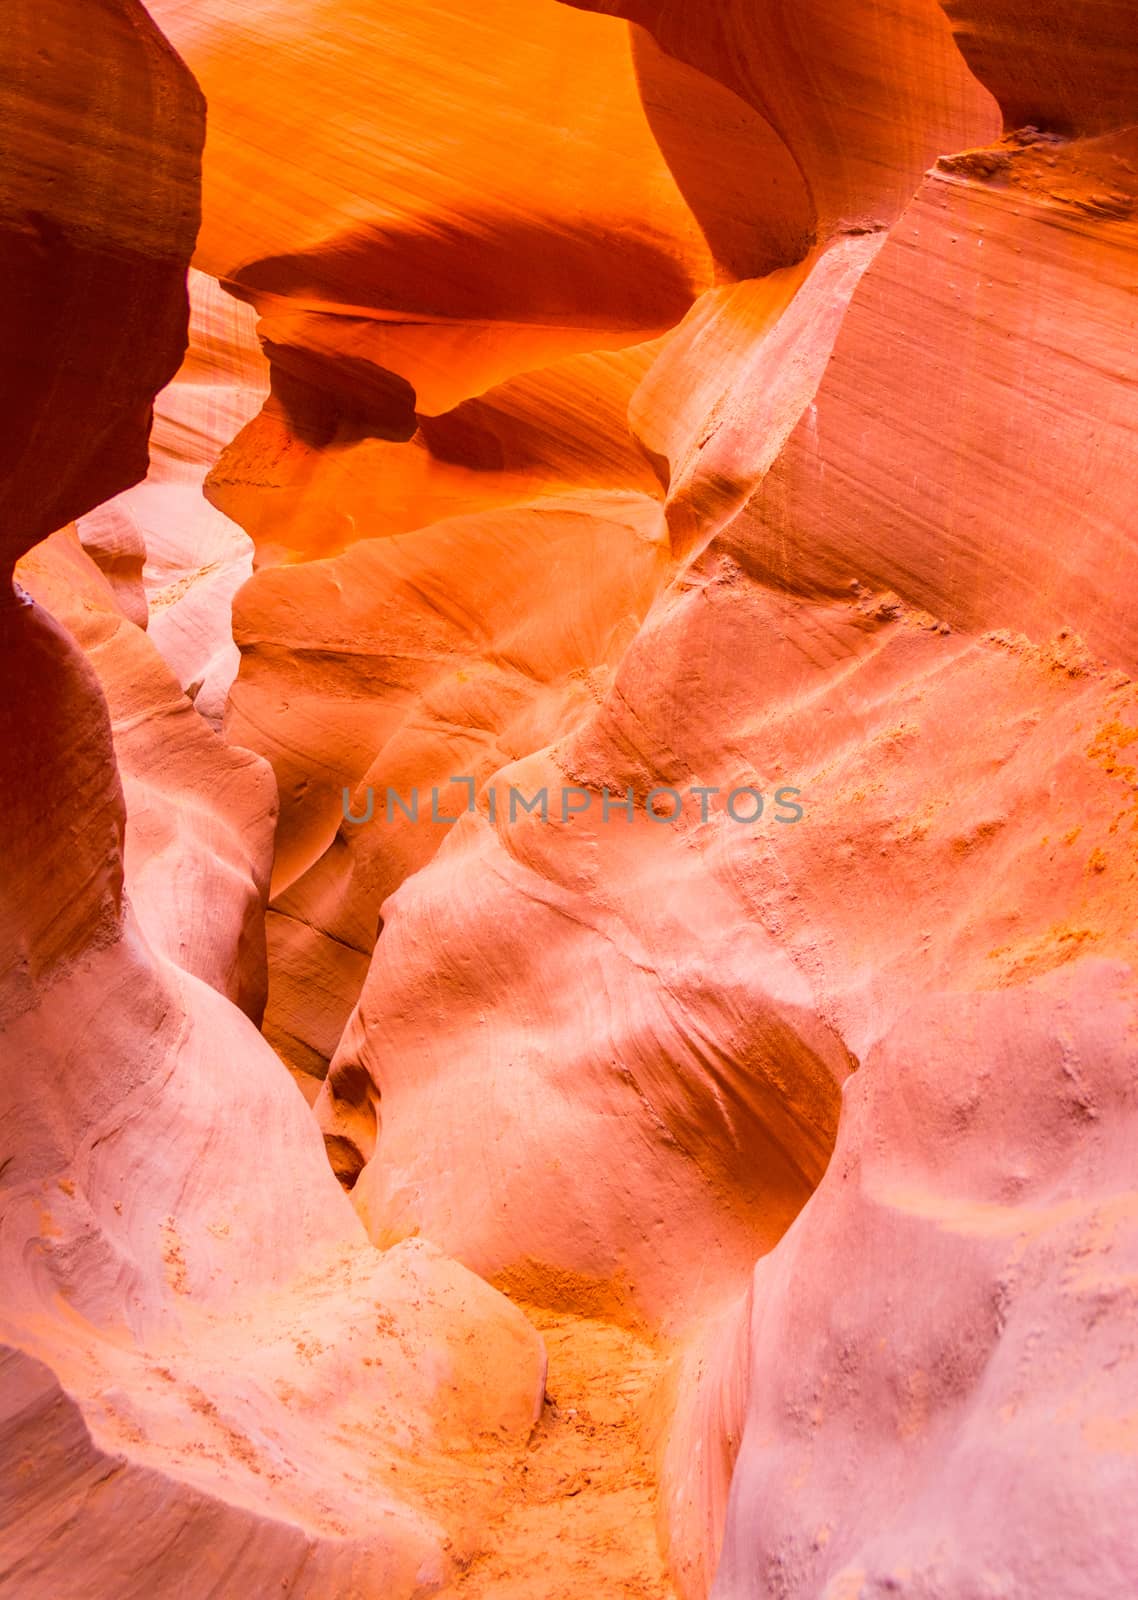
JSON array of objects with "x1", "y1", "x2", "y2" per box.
[
  {"x1": 149, "y1": 0, "x2": 723, "y2": 427},
  {"x1": 0, "y1": 0, "x2": 203, "y2": 562},
  {"x1": 936, "y1": 0, "x2": 1138, "y2": 135},
  {"x1": 15, "y1": 528, "x2": 276, "y2": 1018},
  {"x1": 1, "y1": 8, "x2": 546, "y2": 1596},
  {"x1": 79, "y1": 268, "x2": 271, "y2": 728}
]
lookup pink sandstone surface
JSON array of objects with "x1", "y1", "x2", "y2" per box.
[{"x1": 2, "y1": 0, "x2": 1137, "y2": 1595}]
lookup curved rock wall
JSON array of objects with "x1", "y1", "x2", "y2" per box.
[{"x1": 1, "y1": 9, "x2": 545, "y2": 1596}]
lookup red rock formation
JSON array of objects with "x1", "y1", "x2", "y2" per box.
[
  {"x1": 233, "y1": 488, "x2": 673, "y2": 1085},
  {"x1": 1, "y1": 7, "x2": 545, "y2": 1595},
  {"x1": 936, "y1": 0, "x2": 1138, "y2": 135},
  {"x1": 0, "y1": 0, "x2": 203, "y2": 561},
  {"x1": 15, "y1": 527, "x2": 275, "y2": 1016},
  {"x1": 150, "y1": 0, "x2": 725, "y2": 420},
  {"x1": 713, "y1": 962, "x2": 1138, "y2": 1599},
  {"x1": 562, "y1": 0, "x2": 1000, "y2": 238},
  {"x1": 79, "y1": 268, "x2": 271, "y2": 728},
  {"x1": 6, "y1": 0, "x2": 1138, "y2": 1596}
]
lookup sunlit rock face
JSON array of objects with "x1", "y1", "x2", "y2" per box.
[
  {"x1": 77, "y1": 268, "x2": 271, "y2": 729},
  {"x1": 149, "y1": 0, "x2": 998, "y2": 1092},
  {"x1": 12, "y1": 529, "x2": 268, "y2": 1016},
  {"x1": 5, "y1": 0, "x2": 1138, "y2": 1596}
]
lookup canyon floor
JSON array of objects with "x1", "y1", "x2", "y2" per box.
[{"x1": 443, "y1": 1306, "x2": 674, "y2": 1600}]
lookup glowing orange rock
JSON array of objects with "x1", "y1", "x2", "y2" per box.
[
  {"x1": 231, "y1": 489, "x2": 673, "y2": 1086},
  {"x1": 79, "y1": 268, "x2": 271, "y2": 727},
  {"x1": 149, "y1": 0, "x2": 725, "y2": 426}
]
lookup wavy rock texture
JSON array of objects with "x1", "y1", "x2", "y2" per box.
[
  {"x1": 151, "y1": 0, "x2": 1138, "y2": 1593},
  {"x1": 147, "y1": 0, "x2": 998, "y2": 1092},
  {"x1": 0, "y1": 0, "x2": 203, "y2": 559},
  {"x1": 1, "y1": 8, "x2": 545, "y2": 1597},
  {"x1": 6, "y1": 0, "x2": 1138, "y2": 1597},
  {"x1": 234, "y1": 488, "x2": 674, "y2": 1087},
  {"x1": 78, "y1": 268, "x2": 271, "y2": 729},
  {"x1": 713, "y1": 961, "x2": 1138, "y2": 1600},
  {"x1": 15, "y1": 527, "x2": 275, "y2": 1016},
  {"x1": 151, "y1": 0, "x2": 728, "y2": 424},
  {"x1": 935, "y1": 0, "x2": 1138, "y2": 135}
]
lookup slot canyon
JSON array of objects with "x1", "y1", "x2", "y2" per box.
[{"x1": 1, "y1": 1, "x2": 1137, "y2": 1595}]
